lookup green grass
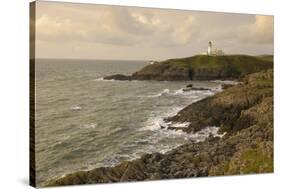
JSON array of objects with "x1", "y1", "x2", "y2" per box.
[
  {"x1": 256, "y1": 55, "x2": 274, "y2": 62},
  {"x1": 163, "y1": 55, "x2": 273, "y2": 76},
  {"x1": 240, "y1": 148, "x2": 273, "y2": 173}
]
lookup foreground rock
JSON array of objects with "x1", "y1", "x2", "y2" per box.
[
  {"x1": 104, "y1": 55, "x2": 273, "y2": 81},
  {"x1": 45, "y1": 69, "x2": 273, "y2": 187}
]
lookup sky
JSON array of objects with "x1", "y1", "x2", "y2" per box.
[{"x1": 34, "y1": 1, "x2": 274, "y2": 60}]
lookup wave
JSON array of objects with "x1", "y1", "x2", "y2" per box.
[
  {"x1": 139, "y1": 106, "x2": 183, "y2": 131},
  {"x1": 145, "y1": 85, "x2": 222, "y2": 99},
  {"x1": 141, "y1": 111, "x2": 225, "y2": 143},
  {"x1": 145, "y1": 88, "x2": 170, "y2": 98},
  {"x1": 170, "y1": 122, "x2": 191, "y2": 128},
  {"x1": 94, "y1": 77, "x2": 138, "y2": 82},
  {"x1": 184, "y1": 126, "x2": 226, "y2": 143},
  {"x1": 173, "y1": 88, "x2": 208, "y2": 96},
  {"x1": 81, "y1": 123, "x2": 97, "y2": 129},
  {"x1": 94, "y1": 77, "x2": 116, "y2": 82},
  {"x1": 211, "y1": 80, "x2": 239, "y2": 85},
  {"x1": 94, "y1": 77, "x2": 105, "y2": 81},
  {"x1": 94, "y1": 77, "x2": 126, "y2": 82},
  {"x1": 139, "y1": 84, "x2": 222, "y2": 132},
  {"x1": 71, "y1": 106, "x2": 82, "y2": 111}
]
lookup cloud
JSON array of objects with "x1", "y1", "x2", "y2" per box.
[
  {"x1": 249, "y1": 15, "x2": 274, "y2": 43},
  {"x1": 222, "y1": 15, "x2": 274, "y2": 44},
  {"x1": 35, "y1": 4, "x2": 198, "y2": 47},
  {"x1": 35, "y1": 2, "x2": 274, "y2": 59}
]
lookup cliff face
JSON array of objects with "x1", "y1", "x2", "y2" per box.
[
  {"x1": 104, "y1": 55, "x2": 273, "y2": 81},
  {"x1": 45, "y1": 69, "x2": 273, "y2": 187}
]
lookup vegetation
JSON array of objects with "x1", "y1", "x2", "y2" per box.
[
  {"x1": 105, "y1": 55, "x2": 273, "y2": 81},
  {"x1": 122, "y1": 54, "x2": 272, "y2": 81}
]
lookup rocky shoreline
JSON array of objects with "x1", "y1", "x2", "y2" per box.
[{"x1": 44, "y1": 69, "x2": 273, "y2": 187}]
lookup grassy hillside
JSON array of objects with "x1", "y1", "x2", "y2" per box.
[
  {"x1": 131, "y1": 55, "x2": 273, "y2": 81},
  {"x1": 256, "y1": 55, "x2": 274, "y2": 62},
  {"x1": 167, "y1": 55, "x2": 271, "y2": 71}
]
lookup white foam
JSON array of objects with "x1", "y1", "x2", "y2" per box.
[
  {"x1": 94, "y1": 77, "x2": 116, "y2": 82},
  {"x1": 173, "y1": 88, "x2": 218, "y2": 97},
  {"x1": 139, "y1": 107, "x2": 183, "y2": 131},
  {"x1": 141, "y1": 110, "x2": 226, "y2": 143},
  {"x1": 211, "y1": 80, "x2": 239, "y2": 85},
  {"x1": 202, "y1": 90, "x2": 215, "y2": 95},
  {"x1": 185, "y1": 126, "x2": 226, "y2": 142},
  {"x1": 71, "y1": 106, "x2": 82, "y2": 111},
  {"x1": 170, "y1": 122, "x2": 191, "y2": 128},
  {"x1": 139, "y1": 117, "x2": 166, "y2": 131},
  {"x1": 174, "y1": 88, "x2": 185, "y2": 95},
  {"x1": 157, "y1": 88, "x2": 170, "y2": 97},
  {"x1": 145, "y1": 86, "x2": 221, "y2": 99},
  {"x1": 146, "y1": 88, "x2": 171, "y2": 98},
  {"x1": 82, "y1": 123, "x2": 97, "y2": 129},
  {"x1": 94, "y1": 77, "x2": 104, "y2": 81}
]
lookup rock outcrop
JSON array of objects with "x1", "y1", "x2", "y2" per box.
[
  {"x1": 45, "y1": 69, "x2": 273, "y2": 187},
  {"x1": 104, "y1": 74, "x2": 132, "y2": 80},
  {"x1": 166, "y1": 69, "x2": 273, "y2": 134},
  {"x1": 104, "y1": 55, "x2": 273, "y2": 81}
]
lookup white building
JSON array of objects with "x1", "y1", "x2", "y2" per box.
[
  {"x1": 207, "y1": 41, "x2": 212, "y2": 55},
  {"x1": 206, "y1": 41, "x2": 224, "y2": 56}
]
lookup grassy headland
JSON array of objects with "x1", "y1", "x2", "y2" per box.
[{"x1": 105, "y1": 55, "x2": 273, "y2": 81}]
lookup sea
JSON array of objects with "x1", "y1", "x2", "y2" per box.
[{"x1": 35, "y1": 59, "x2": 224, "y2": 185}]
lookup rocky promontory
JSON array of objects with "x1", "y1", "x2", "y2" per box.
[
  {"x1": 104, "y1": 55, "x2": 273, "y2": 81},
  {"x1": 45, "y1": 69, "x2": 273, "y2": 187}
]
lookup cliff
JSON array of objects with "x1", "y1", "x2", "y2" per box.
[
  {"x1": 45, "y1": 69, "x2": 273, "y2": 187},
  {"x1": 104, "y1": 55, "x2": 273, "y2": 81}
]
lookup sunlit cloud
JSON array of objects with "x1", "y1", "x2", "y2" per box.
[{"x1": 35, "y1": 1, "x2": 274, "y2": 60}]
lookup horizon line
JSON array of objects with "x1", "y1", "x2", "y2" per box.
[{"x1": 32, "y1": 53, "x2": 273, "y2": 62}]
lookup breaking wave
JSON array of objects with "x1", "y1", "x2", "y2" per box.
[
  {"x1": 81, "y1": 123, "x2": 97, "y2": 129},
  {"x1": 145, "y1": 85, "x2": 222, "y2": 99},
  {"x1": 71, "y1": 106, "x2": 82, "y2": 111},
  {"x1": 211, "y1": 80, "x2": 239, "y2": 85}
]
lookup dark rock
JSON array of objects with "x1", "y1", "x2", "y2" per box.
[
  {"x1": 191, "y1": 87, "x2": 210, "y2": 91},
  {"x1": 103, "y1": 74, "x2": 132, "y2": 80},
  {"x1": 221, "y1": 84, "x2": 233, "y2": 89}
]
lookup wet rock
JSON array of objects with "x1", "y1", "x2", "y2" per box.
[
  {"x1": 221, "y1": 84, "x2": 233, "y2": 89},
  {"x1": 103, "y1": 74, "x2": 132, "y2": 80}
]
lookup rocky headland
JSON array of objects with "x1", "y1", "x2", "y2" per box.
[
  {"x1": 45, "y1": 68, "x2": 273, "y2": 187},
  {"x1": 104, "y1": 55, "x2": 273, "y2": 81}
]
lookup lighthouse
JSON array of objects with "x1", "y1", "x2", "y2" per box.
[
  {"x1": 207, "y1": 41, "x2": 212, "y2": 55},
  {"x1": 201, "y1": 41, "x2": 224, "y2": 56}
]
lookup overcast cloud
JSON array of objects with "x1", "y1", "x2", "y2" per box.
[{"x1": 35, "y1": 1, "x2": 274, "y2": 60}]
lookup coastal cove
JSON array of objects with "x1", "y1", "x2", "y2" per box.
[
  {"x1": 36, "y1": 59, "x2": 227, "y2": 186},
  {"x1": 43, "y1": 55, "x2": 273, "y2": 187}
]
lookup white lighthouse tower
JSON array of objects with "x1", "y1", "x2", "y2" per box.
[{"x1": 207, "y1": 41, "x2": 212, "y2": 55}]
